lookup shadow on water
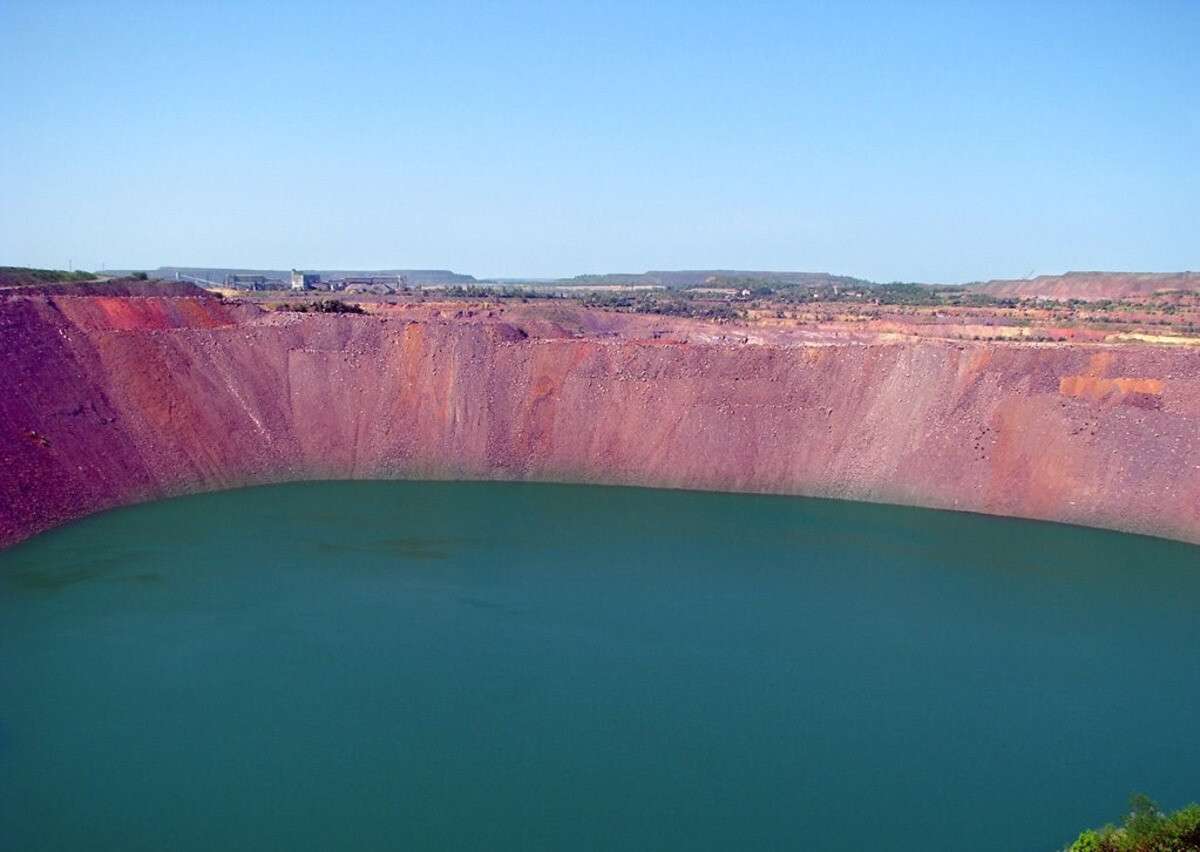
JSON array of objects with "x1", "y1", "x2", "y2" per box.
[
  {"x1": 3, "y1": 552, "x2": 165, "y2": 594},
  {"x1": 8, "y1": 565, "x2": 110, "y2": 591},
  {"x1": 312, "y1": 536, "x2": 483, "y2": 561}
]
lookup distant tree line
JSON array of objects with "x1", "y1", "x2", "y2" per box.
[{"x1": 0, "y1": 266, "x2": 99, "y2": 288}]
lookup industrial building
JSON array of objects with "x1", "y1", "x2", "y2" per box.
[
  {"x1": 290, "y1": 270, "x2": 322, "y2": 291},
  {"x1": 224, "y1": 274, "x2": 269, "y2": 290}
]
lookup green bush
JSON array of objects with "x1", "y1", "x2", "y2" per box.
[
  {"x1": 276, "y1": 299, "x2": 366, "y2": 315},
  {"x1": 1068, "y1": 830, "x2": 1104, "y2": 852},
  {"x1": 1066, "y1": 795, "x2": 1200, "y2": 851}
]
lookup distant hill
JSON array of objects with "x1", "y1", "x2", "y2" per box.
[
  {"x1": 0, "y1": 266, "x2": 98, "y2": 288},
  {"x1": 8, "y1": 279, "x2": 212, "y2": 297},
  {"x1": 967, "y1": 271, "x2": 1200, "y2": 301},
  {"x1": 106, "y1": 267, "x2": 875, "y2": 291},
  {"x1": 649, "y1": 270, "x2": 874, "y2": 289},
  {"x1": 127, "y1": 267, "x2": 478, "y2": 286},
  {"x1": 557, "y1": 270, "x2": 874, "y2": 289},
  {"x1": 557, "y1": 273, "x2": 659, "y2": 287}
]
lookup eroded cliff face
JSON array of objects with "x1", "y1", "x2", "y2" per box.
[{"x1": 2, "y1": 292, "x2": 1198, "y2": 548}]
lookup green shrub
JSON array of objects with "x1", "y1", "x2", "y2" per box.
[
  {"x1": 1067, "y1": 829, "x2": 1104, "y2": 852},
  {"x1": 1065, "y1": 795, "x2": 1200, "y2": 851},
  {"x1": 276, "y1": 299, "x2": 366, "y2": 315}
]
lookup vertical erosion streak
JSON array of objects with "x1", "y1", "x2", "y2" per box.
[{"x1": 213, "y1": 350, "x2": 270, "y2": 438}]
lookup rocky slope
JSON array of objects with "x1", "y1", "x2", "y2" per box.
[
  {"x1": 2, "y1": 290, "x2": 1198, "y2": 548},
  {"x1": 970, "y1": 271, "x2": 1200, "y2": 301}
]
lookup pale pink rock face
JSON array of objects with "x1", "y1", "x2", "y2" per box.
[
  {"x1": 2, "y1": 290, "x2": 1198, "y2": 549},
  {"x1": 971, "y1": 271, "x2": 1200, "y2": 301}
]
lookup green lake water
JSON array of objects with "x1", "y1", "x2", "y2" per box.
[{"x1": 1, "y1": 480, "x2": 1197, "y2": 851}]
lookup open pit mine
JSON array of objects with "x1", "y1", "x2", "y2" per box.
[{"x1": 2, "y1": 282, "x2": 1198, "y2": 549}]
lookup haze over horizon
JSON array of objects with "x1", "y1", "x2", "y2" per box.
[{"x1": 2, "y1": 1, "x2": 1197, "y2": 283}]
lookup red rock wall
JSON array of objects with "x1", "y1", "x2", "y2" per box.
[{"x1": 2, "y1": 294, "x2": 1198, "y2": 548}]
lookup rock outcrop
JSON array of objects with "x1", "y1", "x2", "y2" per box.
[{"x1": 969, "y1": 271, "x2": 1200, "y2": 301}]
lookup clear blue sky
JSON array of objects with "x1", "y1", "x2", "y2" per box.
[{"x1": 1, "y1": 1, "x2": 1196, "y2": 282}]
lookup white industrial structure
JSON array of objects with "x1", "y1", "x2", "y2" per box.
[{"x1": 291, "y1": 270, "x2": 321, "y2": 291}]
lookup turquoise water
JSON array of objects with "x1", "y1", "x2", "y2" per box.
[{"x1": 1, "y1": 481, "x2": 1197, "y2": 851}]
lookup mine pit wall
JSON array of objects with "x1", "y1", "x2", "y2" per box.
[{"x1": 2, "y1": 294, "x2": 1199, "y2": 549}]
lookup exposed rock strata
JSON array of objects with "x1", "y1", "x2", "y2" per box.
[
  {"x1": 970, "y1": 271, "x2": 1200, "y2": 301},
  {"x1": 2, "y1": 292, "x2": 1198, "y2": 548}
]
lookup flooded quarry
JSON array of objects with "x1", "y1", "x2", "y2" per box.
[
  {"x1": 2, "y1": 481, "x2": 1198, "y2": 851},
  {"x1": 6, "y1": 2, "x2": 1197, "y2": 846},
  {"x1": 2, "y1": 285, "x2": 1199, "y2": 849}
]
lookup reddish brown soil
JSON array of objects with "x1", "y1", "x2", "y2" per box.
[
  {"x1": 970, "y1": 271, "x2": 1200, "y2": 301},
  {"x1": 2, "y1": 292, "x2": 1199, "y2": 548}
]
